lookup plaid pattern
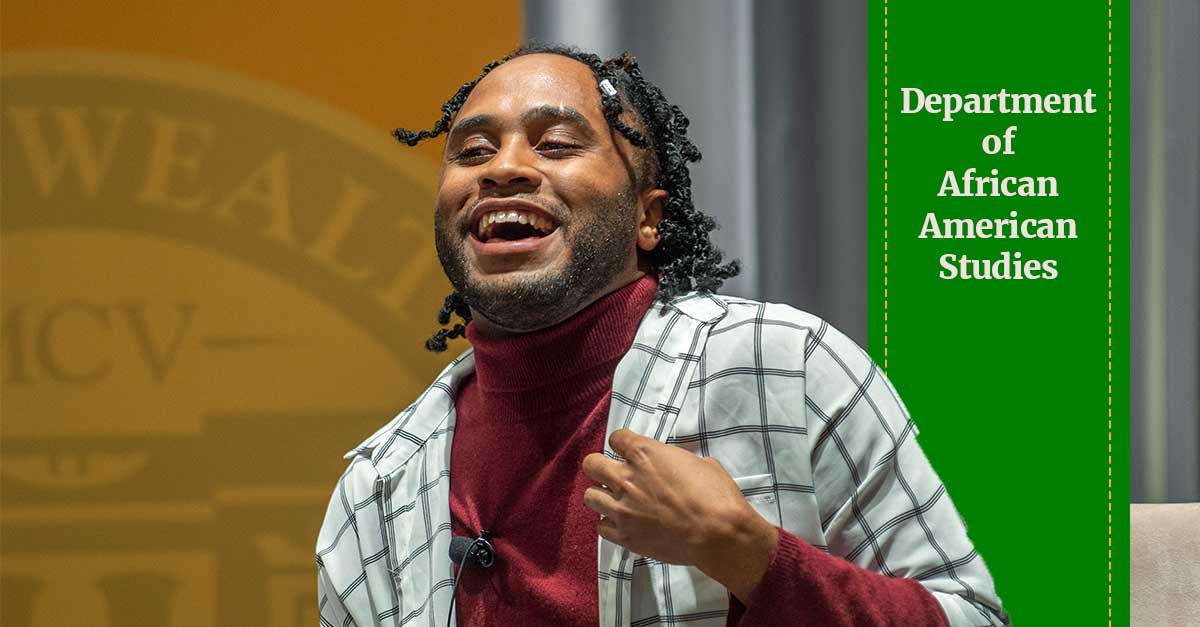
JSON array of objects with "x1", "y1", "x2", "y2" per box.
[{"x1": 316, "y1": 292, "x2": 1009, "y2": 627}]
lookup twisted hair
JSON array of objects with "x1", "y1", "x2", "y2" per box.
[{"x1": 396, "y1": 43, "x2": 740, "y2": 352}]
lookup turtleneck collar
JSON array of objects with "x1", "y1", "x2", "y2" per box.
[{"x1": 462, "y1": 274, "x2": 659, "y2": 420}]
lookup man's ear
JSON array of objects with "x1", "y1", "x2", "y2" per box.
[{"x1": 637, "y1": 188, "x2": 667, "y2": 252}]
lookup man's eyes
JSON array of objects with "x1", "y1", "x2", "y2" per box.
[
  {"x1": 449, "y1": 138, "x2": 583, "y2": 163},
  {"x1": 536, "y1": 140, "x2": 580, "y2": 153},
  {"x1": 449, "y1": 141, "x2": 496, "y2": 162},
  {"x1": 454, "y1": 147, "x2": 492, "y2": 161}
]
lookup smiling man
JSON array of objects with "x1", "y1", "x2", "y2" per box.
[{"x1": 317, "y1": 44, "x2": 1009, "y2": 627}]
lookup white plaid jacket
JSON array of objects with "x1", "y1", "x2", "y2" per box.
[{"x1": 317, "y1": 292, "x2": 1009, "y2": 627}]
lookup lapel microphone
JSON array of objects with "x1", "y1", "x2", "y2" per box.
[
  {"x1": 445, "y1": 530, "x2": 496, "y2": 627},
  {"x1": 450, "y1": 531, "x2": 496, "y2": 568}
]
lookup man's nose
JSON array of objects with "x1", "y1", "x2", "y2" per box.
[{"x1": 480, "y1": 142, "x2": 542, "y2": 192}]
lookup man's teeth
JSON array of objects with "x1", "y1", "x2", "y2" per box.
[{"x1": 477, "y1": 209, "x2": 555, "y2": 240}]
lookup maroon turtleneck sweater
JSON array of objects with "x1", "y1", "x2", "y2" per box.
[{"x1": 448, "y1": 274, "x2": 949, "y2": 627}]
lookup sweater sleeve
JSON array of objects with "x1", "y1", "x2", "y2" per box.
[{"x1": 725, "y1": 528, "x2": 950, "y2": 627}]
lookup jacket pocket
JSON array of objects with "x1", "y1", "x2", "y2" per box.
[{"x1": 733, "y1": 473, "x2": 778, "y2": 510}]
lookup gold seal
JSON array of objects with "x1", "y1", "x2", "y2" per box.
[{"x1": 2, "y1": 50, "x2": 453, "y2": 627}]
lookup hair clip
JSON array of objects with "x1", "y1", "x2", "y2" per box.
[{"x1": 599, "y1": 79, "x2": 618, "y2": 97}]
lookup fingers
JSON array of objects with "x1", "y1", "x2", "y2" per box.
[
  {"x1": 608, "y1": 428, "x2": 651, "y2": 462},
  {"x1": 597, "y1": 515, "x2": 625, "y2": 546},
  {"x1": 585, "y1": 486, "x2": 634, "y2": 552},
  {"x1": 582, "y1": 452, "x2": 626, "y2": 486},
  {"x1": 583, "y1": 485, "x2": 619, "y2": 517}
]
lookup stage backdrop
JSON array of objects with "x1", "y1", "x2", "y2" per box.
[{"x1": 0, "y1": 3, "x2": 520, "y2": 626}]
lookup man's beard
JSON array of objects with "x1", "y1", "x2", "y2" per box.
[{"x1": 434, "y1": 192, "x2": 639, "y2": 332}]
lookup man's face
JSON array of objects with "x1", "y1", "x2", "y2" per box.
[{"x1": 434, "y1": 54, "x2": 658, "y2": 333}]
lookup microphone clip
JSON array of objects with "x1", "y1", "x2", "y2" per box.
[
  {"x1": 469, "y1": 530, "x2": 496, "y2": 568},
  {"x1": 450, "y1": 529, "x2": 496, "y2": 569}
]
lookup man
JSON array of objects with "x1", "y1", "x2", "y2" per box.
[{"x1": 317, "y1": 44, "x2": 1009, "y2": 627}]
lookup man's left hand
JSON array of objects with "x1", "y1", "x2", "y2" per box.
[{"x1": 581, "y1": 428, "x2": 780, "y2": 603}]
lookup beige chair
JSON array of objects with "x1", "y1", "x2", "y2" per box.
[{"x1": 1130, "y1": 503, "x2": 1200, "y2": 626}]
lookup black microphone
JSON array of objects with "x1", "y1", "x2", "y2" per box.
[
  {"x1": 449, "y1": 534, "x2": 496, "y2": 568},
  {"x1": 445, "y1": 531, "x2": 496, "y2": 627}
]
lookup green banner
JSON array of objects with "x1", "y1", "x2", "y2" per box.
[{"x1": 869, "y1": 1, "x2": 1130, "y2": 624}]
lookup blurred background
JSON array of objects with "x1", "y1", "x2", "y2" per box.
[
  {"x1": 0, "y1": 1, "x2": 1195, "y2": 626},
  {"x1": 2, "y1": 3, "x2": 518, "y2": 626},
  {"x1": 1129, "y1": 0, "x2": 1198, "y2": 505}
]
